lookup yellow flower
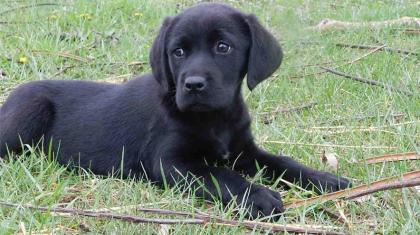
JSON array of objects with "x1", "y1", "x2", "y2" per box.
[
  {"x1": 133, "y1": 12, "x2": 143, "y2": 17},
  {"x1": 18, "y1": 57, "x2": 28, "y2": 64},
  {"x1": 79, "y1": 13, "x2": 93, "y2": 20},
  {"x1": 47, "y1": 14, "x2": 59, "y2": 20}
]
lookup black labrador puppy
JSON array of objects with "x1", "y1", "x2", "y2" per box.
[{"x1": 0, "y1": 3, "x2": 350, "y2": 218}]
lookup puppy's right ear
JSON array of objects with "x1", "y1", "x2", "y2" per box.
[{"x1": 150, "y1": 17, "x2": 174, "y2": 91}]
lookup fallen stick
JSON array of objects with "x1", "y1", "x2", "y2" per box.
[
  {"x1": 103, "y1": 73, "x2": 132, "y2": 84},
  {"x1": 360, "y1": 152, "x2": 419, "y2": 164},
  {"x1": 320, "y1": 66, "x2": 413, "y2": 96},
  {"x1": 334, "y1": 43, "x2": 419, "y2": 56},
  {"x1": 285, "y1": 170, "x2": 420, "y2": 209},
  {"x1": 0, "y1": 21, "x2": 35, "y2": 24},
  {"x1": 289, "y1": 44, "x2": 385, "y2": 80},
  {"x1": 0, "y1": 3, "x2": 60, "y2": 15},
  {"x1": 403, "y1": 28, "x2": 420, "y2": 35},
  {"x1": 0, "y1": 202, "x2": 203, "y2": 224},
  {"x1": 263, "y1": 140, "x2": 397, "y2": 149},
  {"x1": 307, "y1": 121, "x2": 418, "y2": 130},
  {"x1": 268, "y1": 102, "x2": 318, "y2": 115},
  {"x1": 0, "y1": 202, "x2": 347, "y2": 235},
  {"x1": 32, "y1": 50, "x2": 91, "y2": 63},
  {"x1": 346, "y1": 45, "x2": 386, "y2": 64},
  {"x1": 262, "y1": 102, "x2": 318, "y2": 124},
  {"x1": 324, "y1": 113, "x2": 405, "y2": 126},
  {"x1": 308, "y1": 17, "x2": 420, "y2": 32}
]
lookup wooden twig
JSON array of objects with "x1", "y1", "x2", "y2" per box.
[
  {"x1": 292, "y1": 59, "x2": 348, "y2": 69},
  {"x1": 0, "y1": 202, "x2": 204, "y2": 224},
  {"x1": 0, "y1": 21, "x2": 35, "y2": 24},
  {"x1": 403, "y1": 28, "x2": 420, "y2": 35},
  {"x1": 326, "y1": 113, "x2": 404, "y2": 125},
  {"x1": 263, "y1": 140, "x2": 397, "y2": 149},
  {"x1": 289, "y1": 44, "x2": 384, "y2": 80},
  {"x1": 32, "y1": 50, "x2": 91, "y2": 63},
  {"x1": 262, "y1": 102, "x2": 318, "y2": 124},
  {"x1": 285, "y1": 170, "x2": 420, "y2": 209},
  {"x1": 0, "y1": 202, "x2": 346, "y2": 235},
  {"x1": 360, "y1": 152, "x2": 419, "y2": 165},
  {"x1": 288, "y1": 70, "x2": 326, "y2": 79},
  {"x1": 103, "y1": 73, "x2": 132, "y2": 84},
  {"x1": 346, "y1": 178, "x2": 420, "y2": 200},
  {"x1": 52, "y1": 65, "x2": 76, "y2": 77},
  {"x1": 334, "y1": 43, "x2": 419, "y2": 56},
  {"x1": 272, "y1": 102, "x2": 318, "y2": 114},
  {"x1": 320, "y1": 66, "x2": 413, "y2": 96},
  {"x1": 345, "y1": 45, "x2": 386, "y2": 64},
  {"x1": 321, "y1": 206, "x2": 347, "y2": 224},
  {"x1": 309, "y1": 17, "x2": 420, "y2": 32},
  {"x1": 307, "y1": 121, "x2": 417, "y2": 130},
  {"x1": 0, "y1": 3, "x2": 60, "y2": 15}
]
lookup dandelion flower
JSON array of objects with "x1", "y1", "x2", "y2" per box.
[
  {"x1": 133, "y1": 12, "x2": 143, "y2": 17},
  {"x1": 18, "y1": 57, "x2": 28, "y2": 64},
  {"x1": 79, "y1": 13, "x2": 93, "y2": 20}
]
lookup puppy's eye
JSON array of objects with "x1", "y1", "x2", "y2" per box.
[
  {"x1": 215, "y1": 42, "x2": 231, "y2": 54},
  {"x1": 173, "y1": 48, "x2": 185, "y2": 58}
]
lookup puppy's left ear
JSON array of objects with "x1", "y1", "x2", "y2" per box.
[{"x1": 245, "y1": 14, "x2": 282, "y2": 90}]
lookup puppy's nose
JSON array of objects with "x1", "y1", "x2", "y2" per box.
[{"x1": 184, "y1": 76, "x2": 207, "y2": 92}]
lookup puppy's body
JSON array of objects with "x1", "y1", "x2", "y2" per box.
[
  {"x1": 0, "y1": 3, "x2": 350, "y2": 218},
  {"x1": 0, "y1": 76, "x2": 247, "y2": 175}
]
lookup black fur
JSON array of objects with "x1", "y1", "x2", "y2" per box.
[{"x1": 0, "y1": 3, "x2": 350, "y2": 219}]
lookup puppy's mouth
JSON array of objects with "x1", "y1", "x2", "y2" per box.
[
  {"x1": 176, "y1": 89, "x2": 220, "y2": 112},
  {"x1": 187, "y1": 103, "x2": 213, "y2": 112},
  {"x1": 179, "y1": 102, "x2": 214, "y2": 112}
]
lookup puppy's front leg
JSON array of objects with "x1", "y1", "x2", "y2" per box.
[
  {"x1": 150, "y1": 146, "x2": 283, "y2": 218},
  {"x1": 235, "y1": 142, "x2": 351, "y2": 194}
]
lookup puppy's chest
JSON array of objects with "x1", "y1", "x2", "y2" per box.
[{"x1": 199, "y1": 127, "x2": 233, "y2": 161}]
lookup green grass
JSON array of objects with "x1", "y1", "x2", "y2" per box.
[{"x1": 0, "y1": 0, "x2": 419, "y2": 234}]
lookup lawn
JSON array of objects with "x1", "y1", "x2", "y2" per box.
[{"x1": 0, "y1": 0, "x2": 419, "y2": 234}]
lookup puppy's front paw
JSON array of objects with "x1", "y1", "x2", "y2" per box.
[
  {"x1": 308, "y1": 171, "x2": 352, "y2": 194},
  {"x1": 241, "y1": 185, "x2": 284, "y2": 219}
]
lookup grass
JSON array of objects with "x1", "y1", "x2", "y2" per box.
[{"x1": 0, "y1": 0, "x2": 419, "y2": 234}]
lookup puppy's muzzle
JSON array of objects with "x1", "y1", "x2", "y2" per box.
[{"x1": 184, "y1": 76, "x2": 207, "y2": 92}]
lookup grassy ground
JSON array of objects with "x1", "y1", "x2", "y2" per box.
[{"x1": 0, "y1": 0, "x2": 419, "y2": 234}]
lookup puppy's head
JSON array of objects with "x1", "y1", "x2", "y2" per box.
[{"x1": 150, "y1": 3, "x2": 282, "y2": 112}]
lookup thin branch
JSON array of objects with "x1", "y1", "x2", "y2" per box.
[
  {"x1": 0, "y1": 21, "x2": 35, "y2": 24},
  {"x1": 346, "y1": 45, "x2": 386, "y2": 64},
  {"x1": 403, "y1": 28, "x2": 420, "y2": 35},
  {"x1": 334, "y1": 43, "x2": 419, "y2": 56},
  {"x1": 346, "y1": 178, "x2": 420, "y2": 200},
  {"x1": 0, "y1": 3, "x2": 60, "y2": 15},
  {"x1": 285, "y1": 170, "x2": 420, "y2": 209},
  {"x1": 262, "y1": 102, "x2": 318, "y2": 124},
  {"x1": 103, "y1": 73, "x2": 132, "y2": 84},
  {"x1": 288, "y1": 70, "x2": 326, "y2": 79},
  {"x1": 324, "y1": 113, "x2": 405, "y2": 126},
  {"x1": 0, "y1": 202, "x2": 203, "y2": 224},
  {"x1": 0, "y1": 202, "x2": 347, "y2": 235},
  {"x1": 321, "y1": 206, "x2": 347, "y2": 224},
  {"x1": 263, "y1": 140, "x2": 397, "y2": 149},
  {"x1": 292, "y1": 59, "x2": 348, "y2": 69},
  {"x1": 289, "y1": 44, "x2": 385, "y2": 79},
  {"x1": 52, "y1": 65, "x2": 76, "y2": 77},
  {"x1": 306, "y1": 120, "x2": 417, "y2": 130},
  {"x1": 320, "y1": 66, "x2": 413, "y2": 96},
  {"x1": 360, "y1": 152, "x2": 419, "y2": 164},
  {"x1": 272, "y1": 102, "x2": 318, "y2": 114},
  {"x1": 32, "y1": 50, "x2": 91, "y2": 63},
  {"x1": 308, "y1": 17, "x2": 420, "y2": 33}
]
